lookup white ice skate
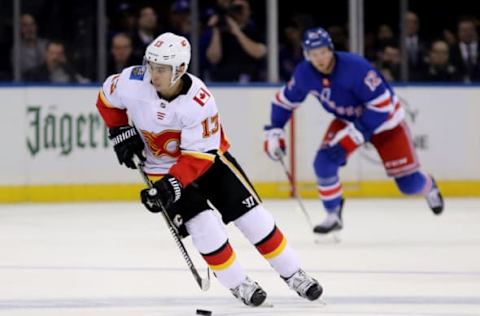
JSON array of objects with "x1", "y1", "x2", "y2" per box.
[
  {"x1": 313, "y1": 212, "x2": 343, "y2": 234},
  {"x1": 314, "y1": 198, "x2": 343, "y2": 231},
  {"x1": 230, "y1": 277, "x2": 267, "y2": 307},
  {"x1": 426, "y1": 177, "x2": 444, "y2": 215},
  {"x1": 283, "y1": 269, "x2": 323, "y2": 301},
  {"x1": 313, "y1": 199, "x2": 343, "y2": 243}
]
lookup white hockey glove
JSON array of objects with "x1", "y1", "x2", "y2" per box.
[
  {"x1": 328, "y1": 123, "x2": 365, "y2": 150},
  {"x1": 322, "y1": 122, "x2": 370, "y2": 165},
  {"x1": 264, "y1": 126, "x2": 286, "y2": 161}
]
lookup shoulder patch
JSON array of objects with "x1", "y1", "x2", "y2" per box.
[
  {"x1": 129, "y1": 66, "x2": 145, "y2": 81},
  {"x1": 193, "y1": 87, "x2": 211, "y2": 107},
  {"x1": 363, "y1": 70, "x2": 382, "y2": 92}
]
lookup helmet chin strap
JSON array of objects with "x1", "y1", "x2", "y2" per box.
[
  {"x1": 170, "y1": 71, "x2": 180, "y2": 87},
  {"x1": 169, "y1": 65, "x2": 186, "y2": 86},
  {"x1": 169, "y1": 67, "x2": 179, "y2": 86}
]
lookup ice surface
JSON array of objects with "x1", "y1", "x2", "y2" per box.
[{"x1": 0, "y1": 198, "x2": 479, "y2": 315}]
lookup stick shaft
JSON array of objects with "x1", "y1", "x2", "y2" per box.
[
  {"x1": 278, "y1": 156, "x2": 314, "y2": 229},
  {"x1": 136, "y1": 161, "x2": 209, "y2": 291}
]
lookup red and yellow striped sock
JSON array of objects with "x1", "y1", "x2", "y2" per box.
[
  {"x1": 255, "y1": 226, "x2": 300, "y2": 278},
  {"x1": 256, "y1": 226, "x2": 287, "y2": 259},
  {"x1": 202, "y1": 240, "x2": 246, "y2": 289},
  {"x1": 203, "y1": 241, "x2": 236, "y2": 271}
]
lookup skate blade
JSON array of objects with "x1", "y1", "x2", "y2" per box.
[
  {"x1": 314, "y1": 231, "x2": 341, "y2": 244},
  {"x1": 258, "y1": 300, "x2": 274, "y2": 308}
]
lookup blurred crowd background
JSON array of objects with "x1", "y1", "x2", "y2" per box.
[{"x1": 1, "y1": 0, "x2": 480, "y2": 84}]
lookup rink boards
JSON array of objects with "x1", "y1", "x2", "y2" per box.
[{"x1": 0, "y1": 85, "x2": 479, "y2": 202}]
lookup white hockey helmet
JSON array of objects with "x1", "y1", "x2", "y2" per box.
[{"x1": 144, "y1": 32, "x2": 191, "y2": 85}]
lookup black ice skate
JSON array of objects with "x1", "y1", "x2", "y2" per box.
[
  {"x1": 426, "y1": 177, "x2": 444, "y2": 215},
  {"x1": 231, "y1": 277, "x2": 267, "y2": 306},
  {"x1": 283, "y1": 269, "x2": 323, "y2": 301},
  {"x1": 313, "y1": 198, "x2": 344, "y2": 234}
]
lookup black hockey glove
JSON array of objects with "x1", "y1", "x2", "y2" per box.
[
  {"x1": 109, "y1": 125, "x2": 145, "y2": 169},
  {"x1": 140, "y1": 175, "x2": 183, "y2": 212}
]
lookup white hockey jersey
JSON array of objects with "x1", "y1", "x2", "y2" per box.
[{"x1": 96, "y1": 66, "x2": 230, "y2": 186}]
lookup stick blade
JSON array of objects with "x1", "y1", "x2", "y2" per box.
[{"x1": 199, "y1": 277, "x2": 210, "y2": 291}]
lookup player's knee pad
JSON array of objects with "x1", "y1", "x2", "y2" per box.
[
  {"x1": 185, "y1": 209, "x2": 227, "y2": 254},
  {"x1": 233, "y1": 204, "x2": 275, "y2": 244},
  {"x1": 395, "y1": 171, "x2": 428, "y2": 195},
  {"x1": 314, "y1": 149, "x2": 340, "y2": 178}
]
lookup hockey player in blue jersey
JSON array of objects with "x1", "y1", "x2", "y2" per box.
[{"x1": 264, "y1": 27, "x2": 444, "y2": 234}]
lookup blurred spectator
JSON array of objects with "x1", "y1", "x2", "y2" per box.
[
  {"x1": 404, "y1": 12, "x2": 427, "y2": 80},
  {"x1": 113, "y1": 2, "x2": 137, "y2": 34},
  {"x1": 205, "y1": 0, "x2": 266, "y2": 82},
  {"x1": 108, "y1": 33, "x2": 135, "y2": 75},
  {"x1": 420, "y1": 40, "x2": 461, "y2": 81},
  {"x1": 449, "y1": 16, "x2": 480, "y2": 82},
  {"x1": 327, "y1": 25, "x2": 348, "y2": 51},
  {"x1": 443, "y1": 29, "x2": 457, "y2": 46},
  {"x1": 18, "y1": 14, "x2": 48, "y2": 80},
  {"x1": 377, "y1": 43, "x2": 401, "y2": 81},
  {"x1": 375, "y1": 24, "x2": 396, "y2": 57},
  {"x1": 279, "y1": 14, "x2": 313, "y2": 81},
  {"x1": 0, "y1": 0, "x2": 12, "y2": 80},
  {"x1": 167, "y1": 0, "x2": 191, "y2": 39},
  {"x1": 131, "y1": 6, "x2": 159, "y2": 64},
  {"x1": 71, "y1": 13, "x2": 97, "y2": 81},
  {"x1": 364, "y1": 32, "x2": 377, "y2": 62},
  {"x1": 24, "y1": 40, "x2": 87, "y2": 83}
]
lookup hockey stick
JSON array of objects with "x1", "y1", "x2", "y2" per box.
[
  {"x1": 134, "y1": 159, "x2": 210, "y2": 291},
  {"x1": 277, "y1": 154, "x2": 314, "y2": 229}
]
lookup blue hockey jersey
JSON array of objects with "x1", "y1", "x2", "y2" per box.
[{"x1": 270, "y1": 52, "x2": 404, "y2": 136}]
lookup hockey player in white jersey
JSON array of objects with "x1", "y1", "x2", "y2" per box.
[{"x1": 96, "y1": 32, "x2": 322, "y2": 306}]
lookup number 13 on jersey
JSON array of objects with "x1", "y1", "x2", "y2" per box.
[{"x1": 202, "y1": 113, "x2": 219, "y2": 138}]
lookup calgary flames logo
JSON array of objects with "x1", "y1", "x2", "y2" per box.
[
  {"x1": 141, "y1": 129, "x2": 181, "y2": 158},
  {"x1": 109, "y1": 74, "x2": 120, "y2": 94}
]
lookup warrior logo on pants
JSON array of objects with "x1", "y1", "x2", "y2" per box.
[{"x1": 242, "y1": 196, "x2": 256, "y2": 209}]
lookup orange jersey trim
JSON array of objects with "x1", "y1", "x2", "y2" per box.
[
  {"x1": 146, "y1": 174, "x2": 165, "y2": 182},
  {"x1": 96, "y1": 90, "x2": 128, "y2": 128},
  {"x1": 182, "y1": 150, "x2": 215, "y2": 162},
  {"x1": 219, "y1": 126, "x2": 231, "y2": 154},
  {"x1": 169, "y1": 152, "x2": 215, "y2": 187}
]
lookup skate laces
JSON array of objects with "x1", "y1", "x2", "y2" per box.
[
  {"x1": 231, "y1": 277, "x2": 263, "y2": 306},
  {"x1": 285, "y1": 269, "x2": 318, "y2": 297}
]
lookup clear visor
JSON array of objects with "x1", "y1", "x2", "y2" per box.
[{"x1": 145, "y1": 60, "x2": 172, "y2": 75}]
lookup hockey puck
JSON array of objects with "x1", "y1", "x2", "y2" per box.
[{"x1": 196, "y1": 309, "x2": 212, "y2": 316}]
